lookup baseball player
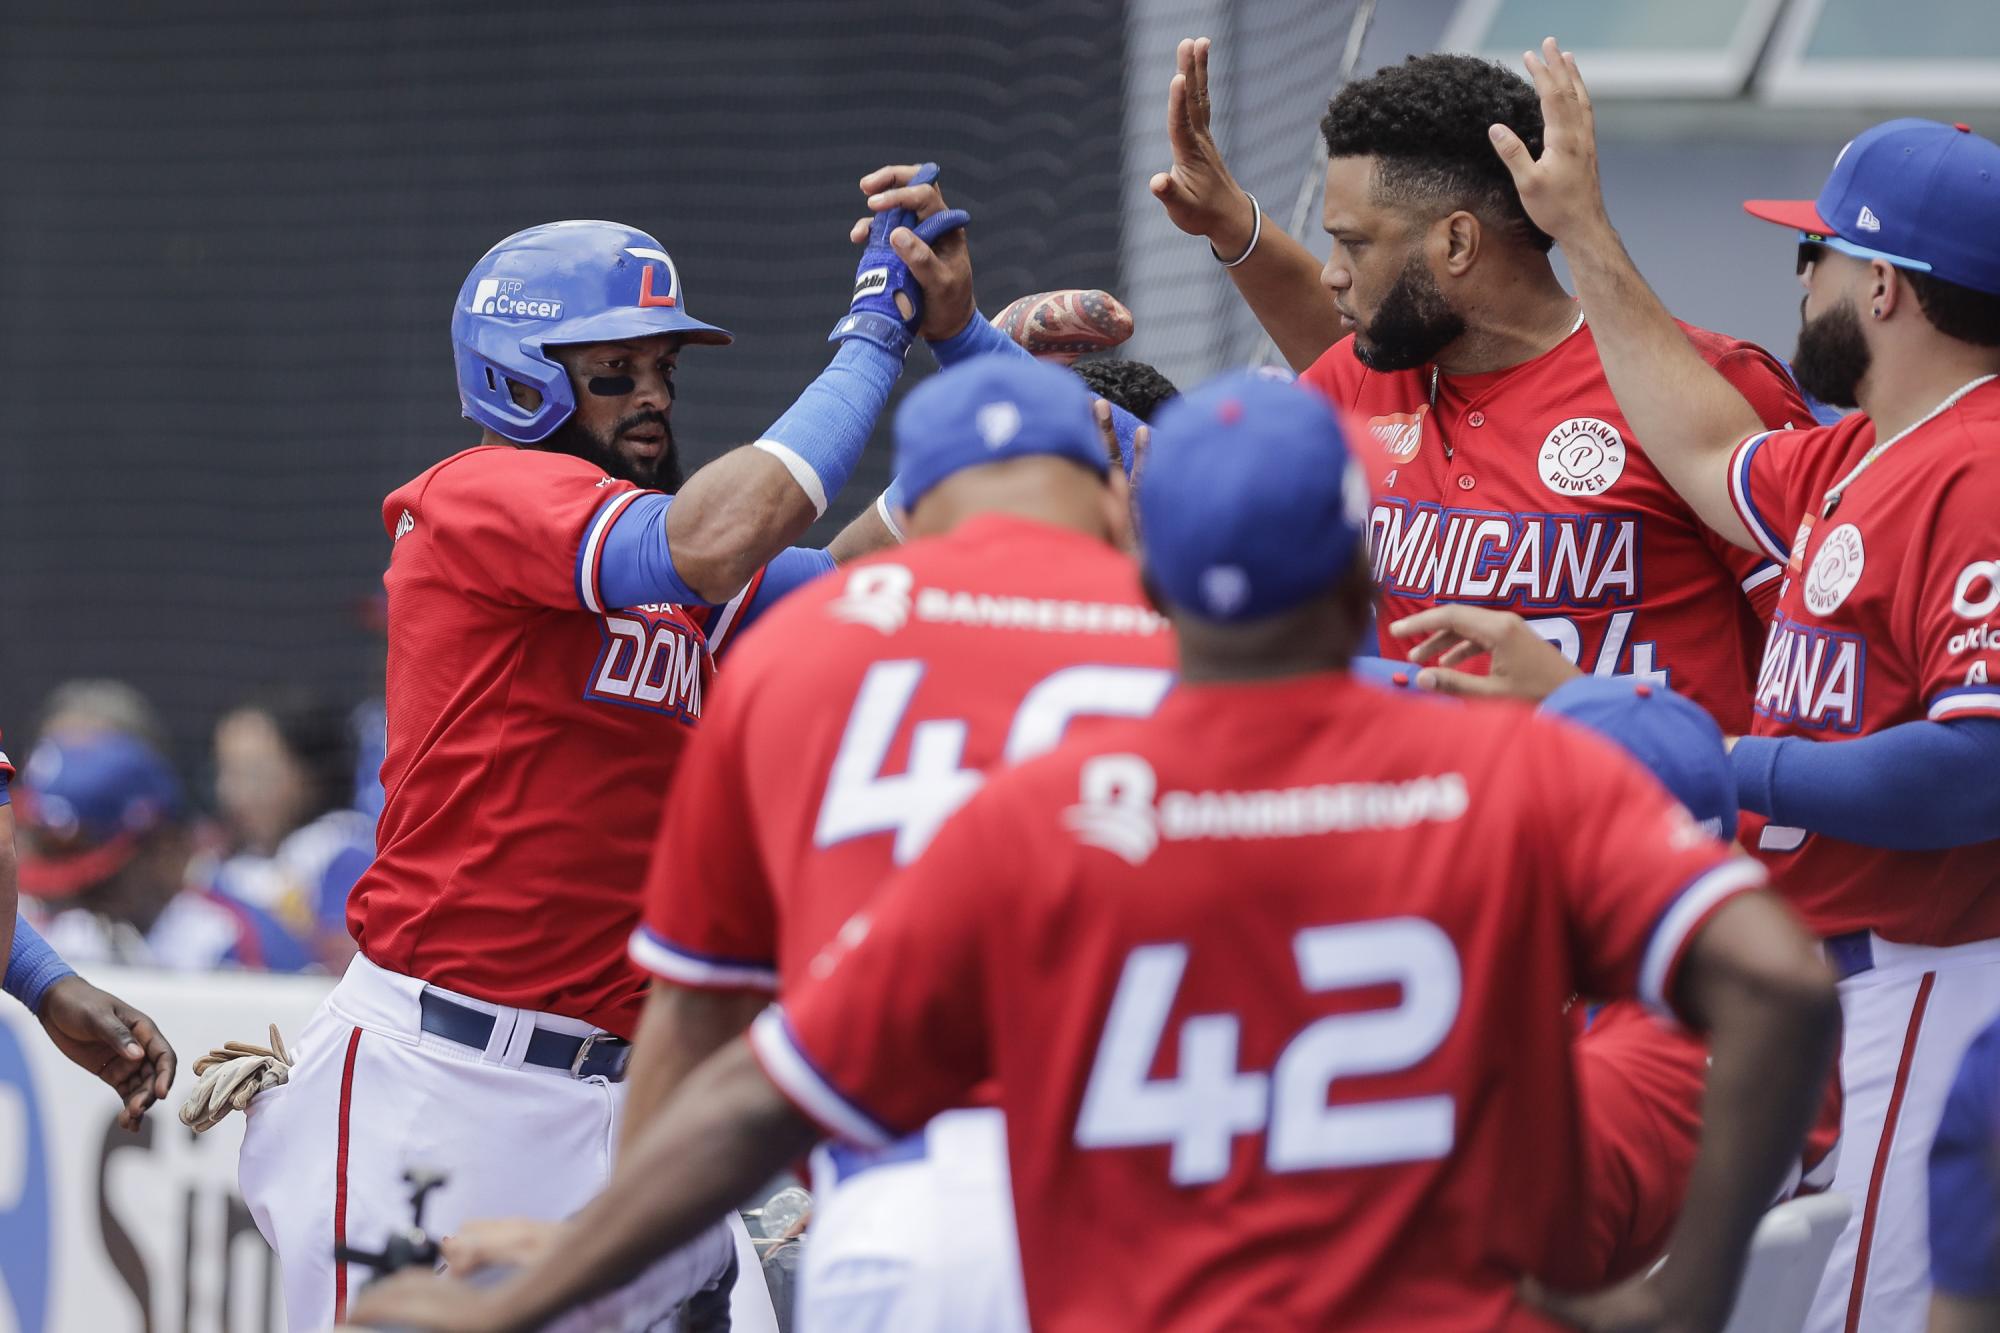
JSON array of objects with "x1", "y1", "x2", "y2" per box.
[
  {"x1": 1150, "y1": 39, "x2": 1809, "y2": 732},
  {"x1": 349, "y1": 373, "x2": 1838, "y2": 1333},
  {"x1": 14, "y1": 731, "x2": 313, "y2": 973},
  {"x1": 1351, "y1": 650, "x2": 1844, "y2": 1283},
  {"x1": 226, "y1": 198, "x2": 965, "y2": 1329},
  {"x1": 1489, "y1": 39, "x2": 2000, "y2": 1332},
  {"x1": 2, "y1": 734, "x2": 179, "y2": 1130},
  {"x1": 397, "y1": 354, "x2": 1169, "y2": 1331}
]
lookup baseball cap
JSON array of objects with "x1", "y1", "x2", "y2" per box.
[
  {"x1": 891, "y1": 355, "x2": 1109, "y2": 509},
  {"x1": 1138, "y1": 371, "x2": 1370, "y2": 623},
  {"x1": 14, "y1": 732, "x2": 184, "y2": 896},
  {"x1": 1540, "y1": 678, "x2": 1736, "y2": 840},
  {"x1": 1744, "y1": 119, "x2": 2000, "y2": 296}
]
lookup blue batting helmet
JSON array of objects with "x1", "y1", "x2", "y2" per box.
[{"x1": 451, "y1": 220, "x2": 733, "y2": 444}]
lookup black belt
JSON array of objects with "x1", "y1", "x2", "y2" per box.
[
  {"x1": 1825, "y1": 930, "x2": 1874, "y2": 982},
  {"x1": 418, "y1": 990, "x2": 631, "y2": 1082}
]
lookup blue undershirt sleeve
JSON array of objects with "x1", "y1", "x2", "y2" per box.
[
  {"x1": 594, "y1": 491, "x2": 702, "y2": 611},
  {"x1": 928, "y1": 317, "x2": 1145, "y2": 476},
  {"x1": 1731, "y1": 716, "x2": 2000, "y2": 850},
  {"x1": 6, "y1": 914, "x2": 76, "y2": 1014}
]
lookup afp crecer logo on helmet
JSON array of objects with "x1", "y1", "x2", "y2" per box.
[{"x1": 465, "y1": 278, "x2": 565, "y2": 320}]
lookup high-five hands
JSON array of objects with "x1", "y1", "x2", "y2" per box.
[
  {"x1": 849, "y1": 165, "x2": 977, "y2": 344},
  {"x1": 1487, "y1": 37, "x2": 1613, "y2": 248},
  {"x1": 1149, "y1": 36, "x2": 1258, "y2": 257}
]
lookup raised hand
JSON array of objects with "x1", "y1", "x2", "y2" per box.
[
  {"x1": 1488, "y1": 37, "x2": 1613, "y2": 246},
  {"x1": 850, "y1": 164, "x2": 976, "y2": 342},
  {"x1": 1149, "y1": 37, "x2": 1258, "y2": 255}
]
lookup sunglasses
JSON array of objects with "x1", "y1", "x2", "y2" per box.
[{"x1": 1795, "y1": 229, "x2": 1933, "y2": 276}]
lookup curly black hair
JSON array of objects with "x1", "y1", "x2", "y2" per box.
[
  {"x1": 1073, "y1": 358, "x2": 1181, "y2": 422},
  {"x1": 1320, "y1": 53, "x2": 1553, "y2": 254}
]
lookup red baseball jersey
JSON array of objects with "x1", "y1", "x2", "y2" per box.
[
  {"x1": 630, "y1": 514, "x2": 1176, "y2": 998},
  {"x1": 1727, "y1": 376, "x2": 2000, "y2": 944},
  {"x1": 351, "y1": 446, "x2": 759, "y2": 1036},
  {"x1": 1302, "y1": 321, "x2": 1808, "y2": 732},
  {"x1": 751, "y1": 675, "x2": 1764, "y2": 1332}
]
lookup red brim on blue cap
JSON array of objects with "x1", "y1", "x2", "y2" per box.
[
  {"x1": 1743, "y1": 198, "x2": 1836, "y2": 232},
  {"x1": 16, "y1": 831, "x2": 141, "y2": 897}
]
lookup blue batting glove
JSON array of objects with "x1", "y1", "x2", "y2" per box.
[{"x1": 830, "y1": 163, "x2": 970, "y2": 357}]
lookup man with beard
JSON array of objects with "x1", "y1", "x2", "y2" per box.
[
  {"x1": 225, "y1": 206, "x2": 962, "y2": 1331},
  {"x1": 1486, "y1": 42, "x2": 2000, "y2": 1333},
  {"x1": 1150, "y1": 40, "x2": 1808, "y2": 733}
]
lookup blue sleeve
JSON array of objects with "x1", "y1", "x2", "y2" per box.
[
  {"x1": 1932, "y1": 1015, "x2": 2000, "y2": 1296},
  {"x1": 928, "y1": 317, "x2": 1145, "y2": 476},
  {"x1": 593, "y1": 491, "x2": 706, "y2": 611},
  {"x1": 699, "y1": 546, "x2": 837, "y2": 661},
  {"x1": 0, "y1": 770, "x2": 10, "y2": 806},
  {"x1": 6, "y1": 914, "x2": 76, "y2": 1013},
  {"x1": 1731, "y1": 716, "x2": 2000, "y2": 850},
  {"x1": 753, "y1": 340, "x2": 903, "y2": 515}
]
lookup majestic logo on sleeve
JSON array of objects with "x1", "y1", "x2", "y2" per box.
[
  {"x1": 1753, "y1": 611, "x2": 1866, "y2": 733},
  {"x1": 1369, "y1": 498, "x2": 1640, "y2": 608},
  {"x1": 1802, "y1": 523, "x2": 1866, "y2": 616},
  {"x1": 1366, "y1": 406, "x2": 1428, "y2": 461},
  {"x1": 1063, "y1": 754, "x2": 1470, "y2": 866},
  {"x1": 1538, "y1": 418, "x2": 1627, "y2": 497}
]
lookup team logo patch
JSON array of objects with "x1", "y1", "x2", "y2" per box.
[
  {"x1": 1537, "y1": 417, "x2": 1626, "y2": 497},
  {"x1": 1803, "y1": 523, "x2": 1866, "y2": 616},
  {"x1": 1199, "y1": 565, "x2": 1250, "y2": 618},
  {"x1": 827, "y1": 564, "x2": 913, "y2": 634},
  {"x1": 1366, "y1": 406, "x2": 1427, "y2": 462}
]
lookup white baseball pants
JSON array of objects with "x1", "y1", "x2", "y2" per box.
[
  {"x1": 798, "y1": 1107, "x2": 1029, "y2": 1333},
  {"x1": 237, "y1": 953, "x2": 773, "y2": 1331},
  {"x1": 1805, "y1": 933, "x2": 2000, "y2": 1333}
]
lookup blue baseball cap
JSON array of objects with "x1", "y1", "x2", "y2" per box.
[
  {"x1": 891, "y1": 355, "x2": 1110, "y2": 509},
  {"x1": 1138, "y1": 371, "x2": 1370, "y2": 623},
  {"x1": 1745, "y1": 119, "x2": 2000, "y2": 296},
  {"x1": 16, "y1": 732, "x2": 185, "y2": 896},
  {"x1": 1541, "y1": 678, "x2": 1736, "y2": 840}
]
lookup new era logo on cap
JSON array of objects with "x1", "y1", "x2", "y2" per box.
[
  {"x1": 976, "y1": 401, "x2": 1022, "y2": 449},
  {"x1": 1856, "y1": 205, "x2": 1882, "y2": 233}
]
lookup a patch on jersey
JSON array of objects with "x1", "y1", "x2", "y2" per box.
[
  {"x1": 1365, "y1": 406, "x2": 1427, "y2": 462},
  {"x1": 1802, "y1": 523, "x2": 1866, "y2": 616},
  {"x1": 1786, "y1": 515, "x2": 1816, "y2": 574},
  {"x1": 1953, "y1": 560, "x2": 2000, "y2": 620},
  {"x1": 827, "y1": 565, "x2": 914, "y2": 635},
  {"x1": 1062, "y1": 753, "x2": 1470, "y2": 866},
  {"x1": 1538, "y1": 417, "x2": 1627, "y2": 497},
  {"x1": 394, "y1": 509, "x2": 415, "y2": 541}
]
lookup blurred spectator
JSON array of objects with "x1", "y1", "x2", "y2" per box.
[
  {"x1": 35, "y1": 677, "x2": 170, "y2": 751},
  {"x1": 1073, "y1": 357, "x2": 1180, "y2": 422},
  {"x1": 210, "y1": 690, "x2": 373, "y2": 969},
  {"x1": 350, "y1": 696, "x2": 387, "y2": 823},
  {"x1": 15, "y1": 731, "x2": 309, "y2": 972}
]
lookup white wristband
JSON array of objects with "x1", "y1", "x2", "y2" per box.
[
  {"x1": 875, "y1": 490, "x2": 906, "y2": 543},
  {"x1": 1211, "y1": 193, "x2": 1262, "y2": 269}
]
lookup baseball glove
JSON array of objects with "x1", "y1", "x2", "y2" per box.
[{"x1": 178, "y1": 1023, "x2": 293, "y2": 1133}]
